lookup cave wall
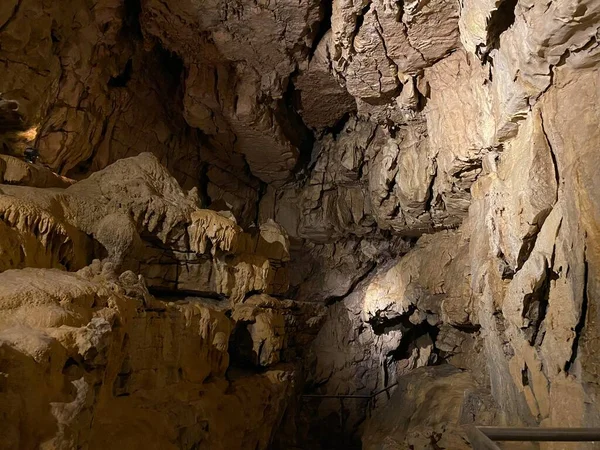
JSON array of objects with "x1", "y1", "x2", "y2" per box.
[
  {"x1": 0, "y1": 153, "x2": 327, "y2": 450},
  {"x1": 1, "y1": 0, "x2": 599, "y2": 449}
]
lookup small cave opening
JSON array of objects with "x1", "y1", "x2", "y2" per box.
[
  {"x1": 227, "y1": 323, "x2": 265, "y2": 375},
  {"x1": 153, "y1": 43, "x2": 185, "y2": 93},
  {"x1": 367, "y1": 314, "x2": 406, "y2": 336},
  {"x1": 387, "y1": 319, "x2": 441, "y2": 362},
  {"x1": 147, "y1": 286, "x2": 227, "y2": 301},
  {"x1": 50, "y1": 25, "x2": 60, "y2": 44}
]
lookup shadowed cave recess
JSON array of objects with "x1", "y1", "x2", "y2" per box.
[{"x1": 0, "y1": 0, "x2": 599, "y2": 449}]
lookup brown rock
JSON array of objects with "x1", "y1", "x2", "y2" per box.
[{"x1": 1, "y1": 0, "x2": 600, "y2": 448}]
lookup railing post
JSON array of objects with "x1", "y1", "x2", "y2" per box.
[{"x1": 339, "y1": 398, "x2": 345, "y2": 446}]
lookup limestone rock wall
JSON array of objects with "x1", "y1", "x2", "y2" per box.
[
  {"x1": 0, "y1": 265, "x2": 324, "y2": 450},
  {"x1": 0, "y1": 153, "x2": 325, "y2": 450},
  {"x1": 1, "y1": 0, "x2": 599, "y2": 448},
  {"x1": 362, "y1": 366, "x2": 498, "y2": 450}
]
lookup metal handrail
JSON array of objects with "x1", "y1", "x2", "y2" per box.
[
  {"x1": 466, "y1": 426, "x2": 600, "y2": 449},
  {"x1": 301, "y1": 382, "x2": 398, "y2": 400},
  {"x1": 301, "y1": 382, "x2": 400, "y2": 443}
]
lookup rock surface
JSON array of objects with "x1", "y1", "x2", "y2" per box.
[
  {"x1": 1, "y1": 0, "x2": 599, "y2": 449},
  {"x1": 362, "y1": 365, "x2": 498, "y2": 450},
  {"x1": 0, "y1": 154, "x2": 325, "y2": 450},
  {"x1": 0, "y1": 264, "x2": 325, "y2": 450}
]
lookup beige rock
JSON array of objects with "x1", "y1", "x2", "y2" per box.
[
  {"x1": 189, "y1": 210, "x2": 241, "y2": 255},
  {"x1": 464, "y1": 56, "x2": 600, "y2": 432},
  {"x1": 0, "y1": 153, "x2": 288, "y2": 303},
  {"x1": 1, "y1": 0, "x2": 600, "y2": 448},
  {"x1": 295, "y1": 31, "x2": 357, "y2": 131},
  {"x1": 0, "y1": 194, "x2": 90, "y2": 272},
  {"x1": 0, "y1": 155, "x2": 75, "y2": 188},
  {"x1": 368, "y1": 122, "x2": 435, "y2": 233},
  {"x1": 0, "y1": 263, "x2": 324, "y2": 450},
  {"x1": 232, "y1": 294, "x2": 326, "y2": 367},
  {"x1": 362, "y1": 366, "x2": 498, "y2": 450},
  {"x1": 330, "y1": 0, "x2": 460, "y2": 104}
]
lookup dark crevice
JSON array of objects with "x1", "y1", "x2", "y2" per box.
[
  {"x1": 243, "y1": 289, "x2": 264, "y2": 300},
  {"x1": 122, "y1": 0, "x2": 143, "y2": 40},
  {"x1": 389, "y1": 320, "x2": 440, "y2": 362},
  {"x1": 351, "y1": 2, "x2": 372, "y2": 54},
  {"x1": 309, "y1": 0, "x2": 332, "y2": 59},
  {"x1": 227, "y1": 323, "x2": 268, "y2": 373},
  {"x1": 422, "y1": 159, "x2": 438, "y2": 213},
  {"x1": 148, "y1": 286, "x2": 227, "y2": 301},
  {"x1": 522, "y1": 267, "x2": 555, "y2": 346},
  {"x1": 453, "y1": 323, "x2": 482, "y2": 334},
  {"x1": 108, "y1": 59, "x2": 133, "y2": 87},
  {"x1": 50, "y1": 27, "x2": 60, "y2": 43},
  {"x1": 354, "y1": 2, "x2": 372, "y2": 35},
  {"x1": 385, "y1": 119, "x2": 399, "y2": 139},
  {"x1": 0, "y1": 0, "x2": 22, "y2": 33},
  {"x1": 451, "y1": 159, "x2": 483, "y2": 179},
  {"x1": 228, "y1": 324, "x2": 256, "y2": 368},
  {"x1": 326, "y1": 112, "x2": 354, "y2": 137},
  {"x1": 154, "y1": 44, "x2": 185, "y2": 97},
  {"x1": 253, "y1": 180, "x2": 268, "y2": 226},
  {"x1": 113, "y1": 362, "x2": 132, "y2": 396},
  {"x1": 487, "y1": 0, "x2": 518, "y2": 47},
  {"x1": 415, "y1": 86, "x2": 428, "y2": 112},
  {"x1": 565, "y1": 256, "x2": 589, "y2": 373},
  {"x1": 369, "y1": 313, "x2": 408, "y2": 336},
  {"x1": 516, "y1": 209, "x2": 553, "y2": 271},
  {"x1": 539, "y1": 110, "x2": 561, "y2": 189},
  {"x1": 62, "y1": 356, "x2": 84, "y2": 383},
  {"x1": 367, "y1": 304, "x2": 443, "y2": 362},
  {"x1": 197, "y1": 163, "x2": 211, "y2": 207},
  {"x1": 498, "y1": 250, "x2": 515, "y2": 280},
  {"x1": 278, "y1": 76, "x2": 316, "y2": 180},
  {"x1": 516, "y1": 234, "x2": 538, "y2": 271},
  {"x1": 521, "y1": 363, "x2": 530, "y2": 386},
  {"x1": 480, "y1": 0, "x2": 518, "y2": 62}
]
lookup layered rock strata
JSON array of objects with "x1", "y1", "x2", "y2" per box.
[{"x1": 0, "y1": 153, "x2": 325, "y2": 450}]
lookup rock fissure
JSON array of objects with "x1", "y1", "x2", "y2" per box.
[
  {"x1": 0, "y1": 1, "x2": 599, "y2": 449},
  {"x1": 0, "y1": 0, "x2": 21, "y2": 33}
]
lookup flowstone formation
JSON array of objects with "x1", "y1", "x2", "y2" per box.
[
  {"x1": 1, "y1": 0, "x2": 599, "y2": 449},
  {"x1": 0, "y1": 153, "x2": 325, "y2": 450}
]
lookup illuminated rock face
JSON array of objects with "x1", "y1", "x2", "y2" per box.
[
  {"x1": 0, "y1": 153, "x2": 325, "y2": 450},
  {"x1": 1, "y1": 0, "x2": 600, "y2": 448}
]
